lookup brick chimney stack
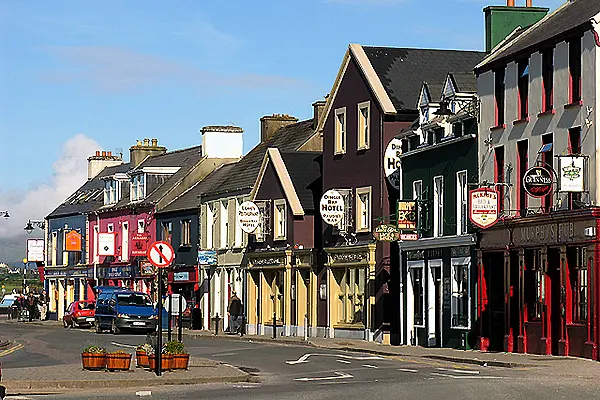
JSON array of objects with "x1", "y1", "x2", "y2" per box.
[
  {"x1": 87, "y1": 150, "x2": 123, "y2": 180},
  {"x1": 260, "y1": 114, "x2": 298, "y2": 143}
]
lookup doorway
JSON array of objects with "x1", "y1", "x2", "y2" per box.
[
  {"x1": 547, "y1": 248, "x2": 561, "y2": 355},
  {"x1": 484, "y1": 252, "x2": 505, "y2": 352}
]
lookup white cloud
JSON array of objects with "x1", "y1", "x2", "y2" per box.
[{"x1": 0, "y1": 134, "x2": 100, "y2": 264}]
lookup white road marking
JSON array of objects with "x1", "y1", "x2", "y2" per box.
[
  {"x1": 431, "y1": 372, "x2": 504, "y2": 380},
  {"x1": 295, "y1": 371, "x2": 354, "y2": 382},
  {"x1": 337, "y1": 359, "x2": 351, "y2": 364},
  {"x1": 135, "y1": 390, "x2": 152, "y2": 396},
  {"x1": 232, "y1": 384, "x2": 260, "y2": 389},
  {"x1": 111, "y1": 342, "x2": 137, "y2": 349},
  {"x1": 436, "y1": 367, "x2": 480, "y2": 375},
  {"x1": 398, "y1": 368, "x2": 419, "y2": 373},
  {"x1": 362, "y1": 364, "x2": 378, "y2": 369},
  {"x1": 286, "y1": 353, "x2": 384, "y2": 365},
  {"x1": 212, "y1": 352, "x2": 238, "y2": 357}
]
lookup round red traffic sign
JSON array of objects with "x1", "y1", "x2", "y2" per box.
[{"x1": 147, "y1": 241, "x2": 175, "y2": 268}]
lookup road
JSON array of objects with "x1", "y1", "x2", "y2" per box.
[{"x1": 1, "y1": 321, "x2": 599, "y2": 399}]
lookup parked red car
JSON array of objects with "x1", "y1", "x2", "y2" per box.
[{"x1": 63, "y1": 300, "x2": 96, "y2": 328}]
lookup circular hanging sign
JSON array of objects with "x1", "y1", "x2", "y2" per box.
[
  {"x1": 237, "y1": 201, "x2": 261, "y2": 233},
  {"x1": 523, "y1": 166, "x2": 553, "y2": 198},
  {"x1": 320, "y1": 189, "x2": 345, "y2": 226},
  {"x1": 383, "y1": 138, "x2": 403, "y2": 191}
]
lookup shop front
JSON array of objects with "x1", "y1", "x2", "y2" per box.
[
  {"x1": 168, "y1": 266, "x2": 198, "y2": 303},
  {"x1": 45, "y1": 265, "x2": 94, "y2": 320},
  {"x1": 478, "y1": 210, "x2": 599, "y2": 360}
]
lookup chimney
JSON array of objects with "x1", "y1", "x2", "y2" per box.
[
  {"x1": 260, "y1": 114, "x2": 298, "y2": 143},
  {"x1": 87, "y1": 151, "x2": 123, "y2": 180},
  {"x1": 312, "y1": 100, "x2": 327, "y2": 129},
  {"x1": 129, "y1": 138, "x2": 167, "y2": 168},
  {"x1": 200, "y1": 126, "x2": 243, "y2": 159},
  {"x1": 484, "y1": 1, "x2": 548, "y2": 52}
]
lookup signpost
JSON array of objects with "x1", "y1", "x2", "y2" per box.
[
  {"x1": 319, "y1": 189, "x2": 345, "y2": 226},
  {"x1": 384, "y1": 138, "x2": 403, "y2": 191},
  {"x1": 147, "y1": 241, "x2": 175, "y2": 377},
  {"x1": 469, "y1": 188, "x2": 499, "y2": 229},
  {"x1": 523, "y1": 166, "x2": 553, "y2": 198}
]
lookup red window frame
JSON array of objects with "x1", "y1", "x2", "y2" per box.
[
  {"x1": 541, "y1": 49, "x2": 554, "y2": 112},
  {"x1": 568, "y1": 36, "x2": 582, "y2": 104}
]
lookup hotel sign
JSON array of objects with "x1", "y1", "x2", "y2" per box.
[
  {"x1": 320, "y1": 189, "x2": 345, "y2": 226},
  {"x1": 469, "y1": 189, "x2": 499, "y2": 229}
]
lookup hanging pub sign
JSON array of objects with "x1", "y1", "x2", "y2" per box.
[
  {"x1": 523, "y1": 166, "x2": 553, "y2": 197},
  {"x1": 397, "y1": 200, "x2": 418, "y2": 240},
  {"x1": 237, "y1": 201, "x2": 261, "y2": 234},
  {"x1": 131, "y1": 233, "x2": 150, "y2": 256},
  {"x1": 320, "y1": 189, "x2": 345, "y2": 226},
  {"x1": 97, "y1": 233, "x2": 116, "y2": 256},
  {"x1": 373, "y1": 224, "x2": 400, "y2": 242},
  {"x1": 469, "y1": 188, "x2": 499, "y2": 229},
  {"x1": 139, "y1": 261, "x2": 156, "y2": 277},
  {"x1": 383, "y1": 138, "x2": 403, "y2": 191},
  {"x1": 26, "y1": 238, "x2": 45, "y2": 262},
  {"x1": 558, "y1": 156, "x2": 585, "y2": 192},
  {"x1": 65, "y1": 230, "x2": 82, "y2": 252}
]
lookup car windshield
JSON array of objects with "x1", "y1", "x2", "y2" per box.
[
  {"x1": 116, "y1": 294, "x2": 152, "y2": 306},
  {"x1": 80, "y1": 302, "x2": 95, "y2": 310}
]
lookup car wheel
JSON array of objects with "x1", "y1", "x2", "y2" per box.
[
  {"x1": 63, "y1": 319, "x2": 69, "y2": 329},
  {"x1": 111, "y1": 320, "x2": 120, "y2": 335},
  {"x1": 95, "y1": 321, "x2": 103, "y2": 334},
  {"x1": 72, "y1": 319, "x2": 79, "y2": 329}
]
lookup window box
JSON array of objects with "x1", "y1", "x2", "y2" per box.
[
  {"x1": 537, "y1": 109, "x2": 555, "y2": 117},
  {"x1": 490, "y1": 124, "x2": 506, "y2": 132},
  {"x1": 512, "y1": 116, "x2": 530, "y2": 126},
  {"x1": 564, "y1": 100, "x2": 583, "y2": 109}
]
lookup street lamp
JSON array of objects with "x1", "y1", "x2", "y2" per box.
[
  {"x1": 0, "y1": 211, "x2": 9, "y2": 218},
  {"x1": 24, "y1": 219, "x2": 45, "y2": 235},
  {"x1": 22, "y1": 258, "x2": 28, "y2": 294}
]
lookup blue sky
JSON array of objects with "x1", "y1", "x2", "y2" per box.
[{"x1": 0, "y1": 0, "x2": 564, "y2": 262}]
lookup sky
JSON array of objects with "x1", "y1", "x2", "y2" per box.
[{"x1": 0, "y1": 0, "x2": 565, "y2": 264}]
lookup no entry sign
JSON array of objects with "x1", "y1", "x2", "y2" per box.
[{"x1": 147, "y1": 241, "x2": 175, "y2": 268}]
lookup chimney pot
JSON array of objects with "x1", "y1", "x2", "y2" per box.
[
  {"x1": 526, "y1": 0, "x2": 532, "y2": 6},
  {"x1": 95, "y1": 151, "x2": 100, "y2": 156},
  {"x1": 507, "y1": 0, "x2": 514, "y2": 5},
  {"x1": 143, "y1": 138, "x2": 150, "y2": 146},
  {"x1": 101, "y1": 151, "x2": 106, "y2": 156},
  {"x1": 108, "y1": 151, "x2": 112, "y2": 156},
  {"x1": 151, "y1": 138, "x2": 158, "y2": 147}
]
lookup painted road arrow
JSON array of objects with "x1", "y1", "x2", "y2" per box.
[
  {"x1": 294, "y1": 371, "x2": 354, "y2": 382},
  {"x1": 286, "y1": 353, "x2": 384, "y2": 365}
]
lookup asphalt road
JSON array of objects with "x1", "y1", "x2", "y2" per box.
[{"x1": 1, "y1": 321, "x2": 600, "y2": 399}]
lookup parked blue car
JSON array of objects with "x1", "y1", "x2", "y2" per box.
[{"x1": 94, "y1": 290, "x2": 157, "y2": 335}]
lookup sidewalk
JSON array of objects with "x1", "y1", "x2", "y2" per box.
[
  {"x1": 1, "y1": 356, "x2": 250, "y2": 394},
  {"x1": 181, "y1": 329, "x2": 598, "y2": 369}
]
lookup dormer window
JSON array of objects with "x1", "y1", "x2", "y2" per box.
[
  {"x1": 104, "y1": 180, "x2": 120, "y2": 205},
  {"x1": 131, "y1": 174, "x2": 146, "y2": 202}
]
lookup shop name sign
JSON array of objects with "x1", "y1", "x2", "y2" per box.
[
  {"x1": 559, "y1": 156, "x2": 585, "y2": 192},
  {"x1": 469, "y1": 189, "x2": 499, "y2": 229},
  {"x1": 373, "y1": 224, "x2": 399, "y2": 242},
  {"x1": 237, "y1": 201, "x2": 261, "y2": 234},
  {"x1": 523, "y1": 166, "x2": 553, "y2": 198},
  {"x1": 384, "y1": 138, "x2": 402, "y2": 191},
  {"x1": 518, "y1": 221, "x2": 575, "y2": 244},
  {"x1": 320, "y1": 189, "x2": 345, "y2": 226}
]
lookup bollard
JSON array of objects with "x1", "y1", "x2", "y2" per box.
[
  {"x1": 272, "y1": 312, "x2": 276, "y2": 339},
  {"x1": 304, "y1": 314, "x2": 308, "y2": 342},
  {"x1": 213, "y1": 314, "x2": 220, "y2": 336}
]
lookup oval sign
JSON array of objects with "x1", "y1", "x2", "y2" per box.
[
  {"x1": 373, "y1": 224, "x2": 399, "y2": 242},
  {"x1": 384, "y1": 138, "x2": 403, "y2": 191},
  {"x1": 523, "y1": 166, "x2": 553, "y2": 198},
  {"x1": 237, "y1": 201, "x2": 261, "y2": 233},
  {"x1": 320, "y1": 189, "x2": 345, "y2": 226}
]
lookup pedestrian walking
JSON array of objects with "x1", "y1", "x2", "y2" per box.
[
  {"x1": 27, "y1": 294, "x2": 35, "y2": 322},
  {"x1": 39, "y1": 290, "x2": 48, "y2": 321},
  {"x1": 227, "y1": 291, "x2": 243, "y2": 335}
]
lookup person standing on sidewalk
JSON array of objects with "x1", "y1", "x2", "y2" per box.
[
  {"x1": 39, "y1": 290, "x2": 48, "y2": 321},
  {"x1": 227, "y1": 292, "x2": 243, "y2": 335}
]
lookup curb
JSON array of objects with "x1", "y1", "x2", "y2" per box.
[{"x1": 184, "y1": 333, "x2": 316, "y2": 347}]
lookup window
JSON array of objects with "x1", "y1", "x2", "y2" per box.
[
  {"x1": 433, "y1": 176, "x2": 444, "y2": 237},
  {"x1": 121, "y1": 222, "x2": 128, "y2": 262},
  {"x1": 206, "y1": 203, "x2": 216, "y2": 249},
  {"x1": 412, "y1": 180, "x2": 423, "y2": 201},
  {"x1": 131, "y1": 174, "x2": 146, "y2": 201},
  {"x1": 334, "y1": 108, "x2": 346, "y2": 155},
  {"x1": 526, "y1": 249, "x2": 544, "y2": 321},
  {"x1": 220, "y1": 201, "x2": 228, "y2": 248},
  {"x1": 451, "y1": 260, "x2": 470, "y2": 328},
  {"x1": 494, "y1": 68, "x2": 505, "y2": 127},
  {"x1": 456, "y1": 171, "x2": 468, "y2": 235},
  {"x1": 568, "y1": 127, "x2": 582, "y2": 209},
  {"x1": 355, "y1": 187, "x2": 372, "y2": 232},
  {"x1": 542, "y1": 49, "x2": 554, "y2": 112},
  {"x1": 137, "y1": 219, "x2": 145, "y2": 234},
  {"x1": 517, "y1": 140, "x2": 528, "y2": 216},
  {"x1": 542, "y1": 134, "x2": 553, "y2": 213},
  {"x1": 234, "y1": 199, "x2": 244, "y2": 247},
  {"x1": 494, "y1": 146, "x2": 505, "y2": 213},
  {"x1": 104, "y1": 180, "x2": 120, "y2": 205},
  {"x1": 357, "y1": 101, "x2": 370, "y2": 150},
  {"x1": 569, "y1": 247, "x2": 588, "y2": 323},
  {"x1": 517, "y1": 59, "x2": 529, "y2": 120},
  {"x1": 333, "y1": 267, "x2": 365, "y2": 324},
  {"x1": 568, "y1": 36, "x2": 582, "y2": 104},
  {"x1": 107, "y1": 223, "x2": 114, "y2": 233},
  {"x1": 181, "y1": 220, "x2": 191, "y2": 246},
  {"x1": 51, "y1": 231, "x2": 58, "y2": 266},
  {"x1": 410, "y1": 265, "x2": 424, "y2": 326},
  {"x1": 273, "y1": 199, "x2": 287, "y2": 240},
  {"x1": 161, "y1": 221, "x2": 172, "y2": 243},
  {"x1": 452, "y1": 122, "x2": 463, "y2": 137}
]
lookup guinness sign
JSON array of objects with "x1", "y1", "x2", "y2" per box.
[{"x1": 523, "y1": 166, "x2": 553, "y2": 198}]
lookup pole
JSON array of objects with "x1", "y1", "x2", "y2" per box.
[
  {"x1": 167, "y1": 295, "x2": 172, "y2": 342},
  {"x1": 304, "y1": 314, "x2": 308, "y2": 341},
  {"x1": 273, "y1": 312, "x2": 277, "y2": 339},
  {"x1": 156, "y1": 268, "x2": 163, "y2": 377},
  {"x1": 178, "y1": 293, "x2": 183, "y2": 342}
]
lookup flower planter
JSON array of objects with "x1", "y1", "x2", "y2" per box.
[
  {"x1": 171, "y1": 354, "x2": 190, "y2": 370},
  {"x1": 148, "y1": 354, "x2": 172, "y2": 371},
  {"x1": 106, "y1": 353, "x2": 132, "y2": 372},
  {"x1": 136, "y1": 351, "x2": 149, "y2": 368},
  {"x1": 81, "y1": 352, "x2": 106, "y2": 371}
]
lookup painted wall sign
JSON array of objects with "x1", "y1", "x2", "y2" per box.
[
  {"x1": 523, "y1": 166, "x2": 553, "y2": 197},
  {"x1": 469, "y1": 189, "x2": 499, "y2": 229},
  {"x1": 131, "y1": 233, "x2": 150, "y2": 256},
  {"x1": 384, "y1": 138, "x2": 403, "y2": 191},
  {"x1": 65, "y1": 230, "x2": 82, "y2": 252},
  {"x1": 98, "y1": 233, "x2": 116, "y2": 256},
  {"x1": 373, "y1": 224, "x2": 399, "y2": 242},
  {"x1": 26, "y1": 238, "x2": 45, "y2": 262},
  {"x1": 197, "y1": 250, "x2": 217, "y2": 266},
  {"x1": 397, "y1": 201, "x2": 417, "y2": 230},
  {"x1": 237, "y1": 201, "x2": 261, "y2": 234},
  {"x1": 559, "y1": 156, "x2": 585, "y2": 192},
  {"x1": 320, "y1": 189, "x2": 345, "y2": 226}
]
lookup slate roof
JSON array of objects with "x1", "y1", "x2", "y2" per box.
[
  {"x1": 477, "y1": 0, "x2": 600, "y2": 71},
  {"x1": 450, "y1": 71, "x2": 477, "y2": 93},
  {"x1": 201, "y1": 119, "x2": 316, "y2": 199},
  {"x1": 362, "y1": 47, "x2": 485, "y2": 112},
  {"x1": 47, "y1": 163, "x2": 130, "y2": 218},
  {"x1": 280, "y1": 152, "x2": 321, "y2": 212}
]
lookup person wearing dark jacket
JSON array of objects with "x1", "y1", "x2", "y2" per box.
[{"x1": 227, "y1": 292, "x2": 243, "y2": 334}]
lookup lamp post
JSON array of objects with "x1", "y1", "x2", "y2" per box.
[
  {"x1": 22, "y1": 258, "x2": 28, "y2": 294},
  {"x1": 24, "y1": 219, "x2": 45, "y2": 234}
]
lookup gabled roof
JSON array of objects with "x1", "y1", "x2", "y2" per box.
[
  {"x1": 476, "y1": 0, "x2": 600, "y2": 71},
  {"x1": 316, "y1": 44, "x2": 485, "y2": 133},
  {"x1": 47, "y1": 162, "x2": 130, "y2": 219},
  {"x1": 279, "y1": 152, "x2": 321, "y2": 212},
  {"x1": 448, "y1": 71, "x2": 477, "y2": 94}
]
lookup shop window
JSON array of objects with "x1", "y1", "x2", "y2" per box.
[
  {"x1": 357, "y1": 101, "x2": 370, "y2": 150},
  {"x1": 569, "y1": 247, "x2": 588, "y2": 323},
  {"x1": 333, "y1": 267, "x2": 365, "y2": 325},
  {"x1": 541, "y1": 48, "x2": 554, "y2": 112},
  {"x1": 568, "y1": 36, "x2": 582, "y2": 104},
  {"x1": 274, "y1": 199, "x2": 287, "y2": 241},
  {"x1": 517, "y1": 59, "x2": 529, "y2": 120},
  {"x1": 410, "y1": 266, "x2": 424, "y2": 326},
  {"x1": 181, "y1": 220, "x2": 191, "y2": 246},
  {"x1": 433, "y1": 176, "x2": 444, "y2": 237},
  {"x1": 334, "y1": 107, "x2": 347, "y2": 155},
  {"x1": 494, "y1": 67, "x2": 505, "y2": 127},
  {"x1": 494, "y1": 146, "x2": 505, "y2": 213},
  {"x1": 451, "y1": 261, "x2": 469, "y2": 328},
  {"x1": 355, "y1": 187, "x2": 372, "y2": 232},
  {"x1": 526, "y1": 249, "x2": 544, "y2": 321},
  {"x1": 517, "y1": 140, "x2": 528, "y2": 216},
  {"x1": 456, "y1": 170, "x2": 468, "y2": 235}
]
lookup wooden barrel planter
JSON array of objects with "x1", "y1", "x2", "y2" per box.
[
  {"x1": 136, "y1": 351, "x2": 149, "y2": 368},
  {"x1": 171, "y1": 354, "x2": 190, "y2": 370},
  {"x1": 106, "y1": 353, "x2": 132, "y2": 372},
  {"x1": 148, "y1": 354, "x2": 172, "y2": 371},
  {"x1": 81, "y1": 352, "x2": 106, "y2": 371}
]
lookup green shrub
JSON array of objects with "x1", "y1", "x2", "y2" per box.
[
  {"x1": 82, "y1": 345, "x2": 106, "y2": 354},
  {"x1": 164, "y1": 340, "x2": 186, "y2": 355}
]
